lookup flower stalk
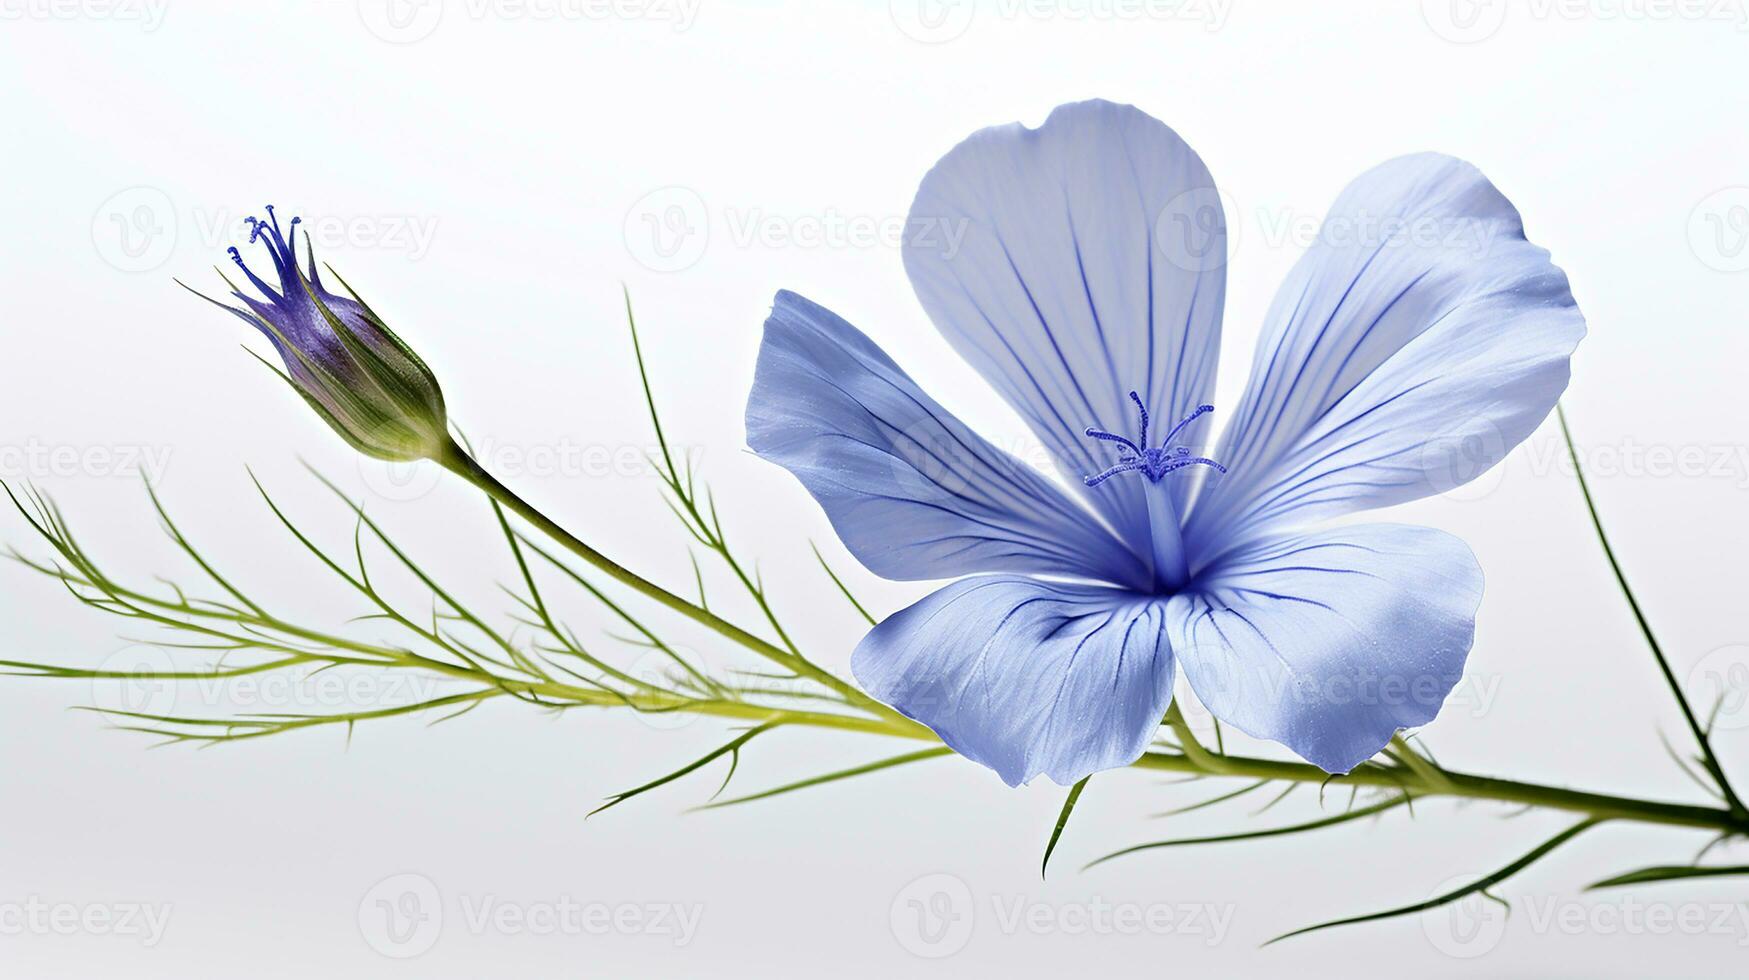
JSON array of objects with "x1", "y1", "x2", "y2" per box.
[{"x1": 432, "y1": 436, "x2": 880, "y2": 714}]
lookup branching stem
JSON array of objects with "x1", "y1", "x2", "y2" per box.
[{"x1": 434, "y1": 439, "x2": 881, "y2": 713}]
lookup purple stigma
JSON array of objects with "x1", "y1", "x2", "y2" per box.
[{"x1": 1081, "y1": 392, "x2": 1226, "y2": 487}]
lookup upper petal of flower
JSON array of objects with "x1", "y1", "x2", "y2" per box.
[
  {"x1": 1184, "y1": 154, "x2": 1585, "y2": 562},
  {"x1": 904, "y1": 99, "x2": 1227, "y2": 553},
  {"x1": 852, "y1": 575, "x2": 1174, "y2": 786},
  {"x1": 746, "y1": 291, "x2": 1149, "y2": 588},
  {"x1": 1166, "y1": 523, "x2": 1483, "y2": 774}
]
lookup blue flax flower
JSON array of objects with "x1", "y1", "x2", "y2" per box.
[{"x1": 746, "y1": 101, "x2": 1584, "y2": 785}]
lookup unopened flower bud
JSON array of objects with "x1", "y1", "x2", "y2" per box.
[{"x1": 183, "y1": 205, "x2": 449, "y2": 462}]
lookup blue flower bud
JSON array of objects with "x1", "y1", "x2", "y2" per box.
[{"x1": 182, "y1": 206, "x2": 449, "y2": 462}]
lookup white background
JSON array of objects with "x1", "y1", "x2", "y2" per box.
[{"x1": 3, "y1": 0, "x2": 1749, "y2": 975}]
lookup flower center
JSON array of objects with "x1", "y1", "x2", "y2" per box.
[{"x1": 1081, "y1": 392, "x2": 1226, "y2": 487}]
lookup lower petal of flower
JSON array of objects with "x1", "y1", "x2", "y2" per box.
[
  {"x1": 1165, "y1": 523, "x2": 1483, "y2": 774},
  {"x1": 851, "y1": 576, "x2": 1174, "y2": 787}
]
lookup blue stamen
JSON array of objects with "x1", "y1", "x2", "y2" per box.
[
  {"x1": 1084, "y1": 459, "x2": 1145, "y2": 487},
  {"x1": 232, "y1": 205, "x2": 310, "y2": 305},
  {"x1": 1160, "y1": 403, "x2": 1214, "y2": 447},
  {"x1": 227, "y1": 244, "x2": 279, "y2": 301},
  {"x1": 1082, "y1": 426, "x2": 1141, "y2": 455},
  {"x1": 1080, "y1": 391, "x2": 1226, "y2": 487}
]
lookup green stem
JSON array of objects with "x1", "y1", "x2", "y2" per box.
[
  {"x1": 509, "y1": 674, "x2": 932, "y2": 740},
  {"x1": 1128, "y1": 751, "x2": 1742, "y2": 833},
  {"x1": 1388, "y1": 733, "x2": 1452, "y2": 790},
  {"x1": 1556, "y1": 406, "x2": 1745, "y2": 817},
  {"x1": 563, "y1": 692, "x2": 1746, "y2": 835},
  {"x1": 435, "y1": 439, "x2": 881, "y2": 713}
]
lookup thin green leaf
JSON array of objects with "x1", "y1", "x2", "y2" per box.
[
  {"x1": 1265, "y1": 818, "x2": 1604, "y2": 946},
  {"x1": 1043, "y1": 776, "x2": 1091, "y2": 879},
  {"x1": 1087, "y1": 795, "x2": 1411, "y2": 870},
  {"x1": 1558, "y1": 406, "x2": 1743, "y2": 815},
  {"x1": 1587, "y1": 865, "x2": 1749, "y2": 890},
  {"x1": 591, "y1": 723, "x2": 780, "y2": 817},
  {"x1": 1152, "y1": 779, "x2": 1269, "y2": 818},
  {"x1": 811, "y1": 542, "x2": 876, "y2": 626},
  {"x1": 692, "y1": 747, "x2": 952, "y2": 811},
  {"x1": 622, "y1": 285, "x2": 680, "y2": 487}
]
